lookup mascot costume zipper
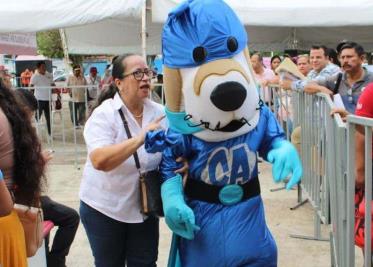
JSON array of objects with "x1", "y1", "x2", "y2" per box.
[{"x1": 146, "y1": 0, "x2": 303, "y2": 266}]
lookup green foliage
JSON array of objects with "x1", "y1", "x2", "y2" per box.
[
  {"x1": 69, "y1": 54, "x2": 84, "y2": 66},
  {"x1": 36, "y1": 30, "x2": 64, "y2": 58}
]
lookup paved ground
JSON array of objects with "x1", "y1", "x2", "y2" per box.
[{"x1": 41, "y1": 142, "x2": 339, "y2": 267}]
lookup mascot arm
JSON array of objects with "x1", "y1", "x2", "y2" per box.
[
  {"x1": 258, "y1": 106, "x2": 286, "y2": 160},
  {"x1": 160, "y1": 134, "x2": 200, "y2": 239},
  {"x1": 162, "y1": 174, "x2": 200, "y2": 240},
  {"x1": 259, "y1": 107, "x2": 303, "y2": 190},
  {"x1": 145, "y1": 129, "x2": 186, "y2": 181},
  {"x1": 146, "y1": 130, "x2": 199, "y2": 239},
  {"x1": 267, "y1": 140, "x2": 303, "y2": 190}
]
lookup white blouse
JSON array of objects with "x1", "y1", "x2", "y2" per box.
[{"x1": 80, "y1": 92, "x2": 166, "y2": 223}]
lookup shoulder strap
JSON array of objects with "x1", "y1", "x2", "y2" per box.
[
  {"x1": 118, "y1": 108, "x2": 141, "y2": 171},
  {"x1": 333, "y1": 72, "x2": 343, "y2": 95}
]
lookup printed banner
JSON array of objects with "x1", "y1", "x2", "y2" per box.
[{"x1": 0, "y1": 33, "x2": 37, "y2": 55}]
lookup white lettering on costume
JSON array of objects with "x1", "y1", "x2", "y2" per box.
[{"x1": 201, "y1": 143, "x2": 257, "y2": 185}]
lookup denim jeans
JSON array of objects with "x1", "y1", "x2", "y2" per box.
[
  {"x1": 80, "y1": 201, "x2": 159, "y2": 267},
  {"x1": 68, "y1": 101, "x2": 86, "y2": 126}
]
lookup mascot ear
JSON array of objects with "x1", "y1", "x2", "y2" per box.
[{"x1": 164, "y1": 66, "x2": 183, "y2": 112}]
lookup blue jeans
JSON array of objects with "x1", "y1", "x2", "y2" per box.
[{"x1": 80, "y1": 201, "x2": 159, "y2": 267}]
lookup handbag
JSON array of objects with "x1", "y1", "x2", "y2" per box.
[
  {"x1": 118, "y1": 109, "x2": 164, "y2": 217},
  {"x1": 14, "y1": 203, "x2": 44, "y2": 257}
]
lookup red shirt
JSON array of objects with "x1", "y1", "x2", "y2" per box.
[{"x1": 355, "y1": 82, "x2": 373, "y2": 158}]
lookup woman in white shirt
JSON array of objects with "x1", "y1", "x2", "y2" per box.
[{"x1": 80, "y1": 54, "x2": 166, "y2": 267}]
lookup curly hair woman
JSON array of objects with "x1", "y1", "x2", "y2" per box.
[{"x1": 0, "y1": 80, "x2": 46, "y2": 267}]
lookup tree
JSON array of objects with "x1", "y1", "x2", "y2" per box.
[
  {"x1": 36, "y1": 30, "x2": 64, "y2": 58},
  {"x1": 37, "y1": 30, "x2": 85, "y2": 66}
]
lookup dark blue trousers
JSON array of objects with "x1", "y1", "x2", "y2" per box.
[{"x1": 80, "y1": 201, "x2": 159, "y2": 267}]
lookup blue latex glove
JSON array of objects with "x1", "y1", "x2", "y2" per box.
[
  {"x1": 161, "y1": 175, "x2": 200, "y2": 240},
  {"x1": 0, "y1": 170, "x2": 3, "y2": 180},
  {"x1": 267, "y1": 140, "x2": 303, "y2": 190}
]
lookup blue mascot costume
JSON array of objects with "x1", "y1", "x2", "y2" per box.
[{"x1": 145, "y1": 0, "x2": 303, "y2": 266}]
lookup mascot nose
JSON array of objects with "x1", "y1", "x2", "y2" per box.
[{"x1": 210, "y1": 82, "x2": 247, "y2": 111}]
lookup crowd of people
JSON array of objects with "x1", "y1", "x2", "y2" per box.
[
  {"x1": 17, "y1": 62, "x2": 112, "y2": 136},
  {"x1": 251, "y1": 41, "x2": 373, "y2": 261},
  {"x1": 0, "y1": 40, "x2": 372, "y2": 267}
]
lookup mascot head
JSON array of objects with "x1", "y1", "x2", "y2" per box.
[{"x1": 162, "y1": 0, "x2": 261, "y2": 142}]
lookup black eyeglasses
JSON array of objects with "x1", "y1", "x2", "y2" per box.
[{"x1": 123, "y1": 69, "x2": 155, "y2": 81}]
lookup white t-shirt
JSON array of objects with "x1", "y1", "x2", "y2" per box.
[
  {"x1": 80, "y1": 93, "x2": 166, "y2": 223},
  {"x1": 85, "y1": 75, "x2": 101, "y2": 100},
  {"x1": 30, "y1": 72, "x2": 54, "y2": 101}
]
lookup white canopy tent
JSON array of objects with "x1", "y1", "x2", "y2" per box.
[
  {"x1": 0, "y1": 0, "x2": 148, "y2": 55},
  {"x1": 152, "y1": 0, "x2": 373, "y2": 52},
  {"x1": 0, "y1": 0, "x2": 143, "y2": 32},
  {"x1": 0, "y1": 0, "x2": 373, "y2": 54},
  {"x1": 64, "y1": 16, "x2": 162, "y2": 55},
  {"x1": 65, "y1": 0, "x2": 373, "y2": 54}
]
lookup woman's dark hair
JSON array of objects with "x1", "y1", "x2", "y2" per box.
[
  {"x1": 270, "y1": 55, "x2": 282, "y2": 65},
  {"x1": 90, "y1": 54, "x2": 132, "y2": 115},
  {"x1": 270, "y1": 55, "x2": 282, "y2": 71},
  {"x1": 251, "y1": 52, "x2": 263, "y2": 62},
  {"x1": 0, "y1": 81, "x2": 45, "y2": 206},
  {"x1": 14, "y1": 89, "x2": 38, "y2": 112}
]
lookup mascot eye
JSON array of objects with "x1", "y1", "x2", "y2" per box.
[
  {"x1": 227, "y1": 37, "x2": 238, "y2": 52},
  {"x1": 193, "y1": 46, "x2": 207, "y2": 63}
]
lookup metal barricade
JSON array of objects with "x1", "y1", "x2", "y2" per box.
[
  {"x1": 267, "y1": 85, "x2": 296, "y2": 193},
  {"x1": 290, "y1": 92, "x2": 344, "y2": 243},
  {"x1": 269, "y1": 84, "x2": 293, "y2": 141},
  {"x1": 346, "y1": 115, "x2": 373, "y2": 267},
  {"x1": 274, "y1": 90, "x2": 372, "y2": 267},
  {"x1": 323, "y1": 96, "x2": 348, "y2": 267},
  {"x1": 14, "y1": 84, "x2": 100, "y2": 168}
]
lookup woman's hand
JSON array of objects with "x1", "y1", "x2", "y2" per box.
[
  {"x1": 146, "y1": 115, "x2": 166, "y2": 132},
  {"x1": 260, "y1": 80, "x2": 269, "y2": 88},
  {"x1": 269, "y1": 76, "x2": 280, "y2": 85},
  {"x1": 138, "y1": 115, "x2": 166, "y2": 143},
  {"x1": 175, "y1": 157, "x2": 189, "y2": 182},
  {"x1": 279, "y1": 79, "x2": 293, "y2": 90},
  {"x1": 42, "y1": 150, "x2": 54, "y2": 163}
]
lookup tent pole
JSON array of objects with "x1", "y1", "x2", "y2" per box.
[
  {"x1": 141, "y1": 0, "x2": 147, "y2": 60},
  {"x1": 59, "y1": 29, "x2": 71, "y2": 71}
]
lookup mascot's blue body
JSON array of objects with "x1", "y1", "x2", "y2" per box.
[{"x1": 145, "y1": 0, "x2": 303, "y2": 266}]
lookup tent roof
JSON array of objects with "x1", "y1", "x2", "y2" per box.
[
  {"x1": 152, "y1": 0, "x2": 373, "y2": 27},
  {"x1": 67, "y1": 0, "x2": 373, "y2": 54},
  {"x1": 0, "y1": 0, "x2": 144, "y2": 32},
  {"x1": 1, "y1": 0, "x2": 373, "y2": 54}
]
